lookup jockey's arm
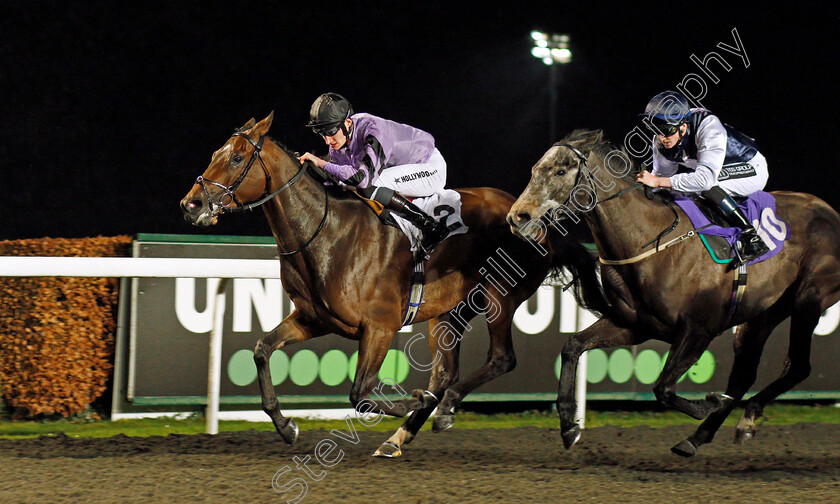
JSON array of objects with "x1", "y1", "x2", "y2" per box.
[
  {"x1": 668, "y1": 117, "x2": 726, "y2": 193},
  {"x1": 637, "y1": 149, "x2": 676, "y2": 188},
  {"x1": 299, "y1": 152, "x2": 367, "y2": 187}
]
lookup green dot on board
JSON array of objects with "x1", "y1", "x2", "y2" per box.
[
  {"x1": 348, "y1": 351, "x2": 359, "y2": 382},
  {"x1": 319, "y1": 349, "x2": 349, "y2": 386},
  {"x1": 378, "y1": 349, "x2": 410, "y2": 383},
  {"x1": 585, "y1": 349, "x2": 608, "y2": 384},
  {"x1": 227, "y1": 349, "x2": 257, "y2": 386},
  {"x1": 688, "y1": 350, "x2": 715, "y2": 384},
  {"x1": 269, "y1": 350, "x2": 289, "y2": 386},
  {"x1": 634, "y1": 349, "x2": 662, "y2": 385},
  {"x1": 607, "y1": 348, "x2": 634, "y2": 384},
  {"x1": 289, "y1": 349, "x2": 319, "y2": 386}
]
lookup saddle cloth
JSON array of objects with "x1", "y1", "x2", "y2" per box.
[
  {"x1": 391, "y1": 189, "x2": 469, "y2": 254},
  {"x1": 673, "y1": 191, "x2": 791, "y2": 266}
]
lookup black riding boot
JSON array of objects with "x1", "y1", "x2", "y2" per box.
[
  {"x1": 704, "y1": 187, "x2": 769, "y2": 263},
  {"x1": 384, "y1": 193, "x2": 450, "y2": 260}
]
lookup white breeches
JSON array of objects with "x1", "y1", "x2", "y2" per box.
[
  {"x1": 373, "y1": 148, "x2": 447, "y2": 198},
  {"x1": 719, "y1": 152, "x2": 769, "y2": 197}
]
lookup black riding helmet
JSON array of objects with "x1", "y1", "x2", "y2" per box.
[{"x1": 306, "y1": 93, "x2": 354, "y2": 137}]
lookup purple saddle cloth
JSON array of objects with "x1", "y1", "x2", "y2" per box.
[{"x1": 673, "y1": 191, "x2": 791, "y2": 266}]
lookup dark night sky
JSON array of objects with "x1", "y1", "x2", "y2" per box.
[{"x1": 2, "y1": 2, "x2": 839, "y2": 241}]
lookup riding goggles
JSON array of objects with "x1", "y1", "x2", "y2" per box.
[
  {"x1": 314, "y1": 124, "x2": 341, "y2": 137},
  {"x1": 646, "y1": 120, "x2": 682, "y2": 137}
]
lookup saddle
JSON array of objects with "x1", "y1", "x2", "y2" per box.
[
  {"x1": 672, "y1": 191, "x2": 789, "y2": 267},
  {"x1": 687, "y1": 194, "x2": 744, "y2": 264},
  {"x1": 356, "y1": 195, "x2": 401, "y2": 227},
  {"x1": 646, "y1": 188, "x2": 737, "y2": 264}
]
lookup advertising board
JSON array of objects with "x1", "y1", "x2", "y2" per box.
[{"x1": 115, "y1": 234, "x2": 840, "y2": 413}]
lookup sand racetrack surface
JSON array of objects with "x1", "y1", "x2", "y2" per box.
[{"x1": 2, "y1": 423, "x2": 840, "y2": 503}]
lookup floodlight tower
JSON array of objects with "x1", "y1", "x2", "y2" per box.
[{"x1": 531, "y1": 31, "x2": 572, "y2": 143}]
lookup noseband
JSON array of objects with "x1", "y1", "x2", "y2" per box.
[{"x1": 192, "y1": 130, "x2": 328, "y2": 256}]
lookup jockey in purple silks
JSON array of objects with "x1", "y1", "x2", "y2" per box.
[{"x1": 299, "y1": 93, "x2": 450, "y2": 260}]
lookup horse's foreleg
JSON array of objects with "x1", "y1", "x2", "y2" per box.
[
  {"x1": 349, "y1": 325, "x2": 412, "y2": 419},
  {"x1": 557, "y1": 318, "x2": 644, "y2": 449},
  {"x1": 736, "y1": 302, "x2": 819, "y2": 444},
  {"x1": 433, "y1": 302, "x2": 514, "y2": 433},
  {"x1": 653, "y1": 321, "x2": 718, "y2": 421},
  {"x1": 373, "y1": 314, "x2": 462, "y2": 458},
  {"x1": 254, "y1": 310, "x2": 326, "y2": 444}
]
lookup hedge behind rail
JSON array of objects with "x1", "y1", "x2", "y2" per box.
[{"x1": 0, "y1": 236, "x2": 132, "y2": 418}]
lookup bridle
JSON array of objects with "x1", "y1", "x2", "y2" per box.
[
  {"x1": 192, "y1": 130, "x2": 329, "y2": 256},
  {"x1": 558, "y1": 143, "x2": 684, "y2": 260},
  {"x1": 558, "y1": 143, "x2": 643, "y2": 208}
]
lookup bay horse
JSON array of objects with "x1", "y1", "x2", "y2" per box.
[
  {"x1": 507, "y1": 129, "x2": 840, "y2": 457},
  {"x1": 180, "y1": 113, "x2": 609, "y2": 457}
]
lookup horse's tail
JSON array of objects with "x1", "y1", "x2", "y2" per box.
[{"x1": 547, "y1": 232, "x2": 614, "y2": 319}]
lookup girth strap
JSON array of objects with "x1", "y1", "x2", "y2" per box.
[
  {"x1": 725, "y1": 263, "x2": 748, "y2": 328},
  {"x1": 401, "y1": 261, "x2": 426, "y2": 327}
]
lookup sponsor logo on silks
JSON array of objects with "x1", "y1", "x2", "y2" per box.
[
  {"x1": 394, "y1": 169, "x2": 438, "y2": 184},
  {"x1": 718, "y1": 163, "x2": 756, "y2": 181}
]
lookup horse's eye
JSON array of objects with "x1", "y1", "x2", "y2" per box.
[
  {"x1": 231, "y1": 154, "x2": 244, "y2": 164},
  {"x1": 555, "y1": 169, "x2": 567, "y2": 177}
]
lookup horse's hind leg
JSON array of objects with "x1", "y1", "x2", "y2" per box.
[
  {"x1": 557, "y1": 318, "x2": 647, "y2": 449},
  {"x1": 674, "y1": 314, "x2": 783, "y2": 456},
  {"x1": 736, "y1": 301, "x2": 820, "y2": 443},
  {"x1": 254, "y1": 310, "x2": 327, "y2": 444},
  {"x1": 673, "y1": 294, "x2": 795, "y2": 456},
  {"x1": 373, "y1": 314, "x2": 462, "y2": 458}
]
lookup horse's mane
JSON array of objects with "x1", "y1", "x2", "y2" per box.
[
  {"x1": 556, "y1": 129, "x2": 642, "y2": 181},
  {"x1": 266, "y1": 135, "x2": 360, "y2": 201},
  {"x1": 546, "y1": 128, "x2": 639, "y2": 319}
]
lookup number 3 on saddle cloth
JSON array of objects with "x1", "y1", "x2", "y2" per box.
[{"x1": 674, "y1": 191, "x2": 791, "y2": 266}]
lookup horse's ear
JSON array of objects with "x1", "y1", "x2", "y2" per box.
[
  {"x1": 585, "y1": 129, "x2": 604, "y2": 145},
  {"x1": 253, "y1": 111, "x2": 274, "y2": 136},
  {"x1": 240, "y1": 118, "x2": 257, "y2": 131}
]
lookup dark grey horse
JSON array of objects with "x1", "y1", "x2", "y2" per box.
[{"x1": 507, "y1": 129, "x2": 840, "y2": 456}]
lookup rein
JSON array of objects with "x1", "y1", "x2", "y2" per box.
[
  {"x1": 559, "y1": 143, "x2": 689, "y2": 265},
  {"x1": 192, "y1": 131, "x2": 329, "y2": 256},
  {"x1": 598, "y1": 226, "x2": 710, "y2": 265}
]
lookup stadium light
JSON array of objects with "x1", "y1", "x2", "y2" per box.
[
  {"x1": 531, "y1": 32, "x2": 571, "y2": 65},
  {"x1": 530, "y1": 31, "x2": 572, "y2": 142}
]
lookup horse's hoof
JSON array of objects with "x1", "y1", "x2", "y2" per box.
[
  {"x1": 278, "y1": 418, "x2": 299, "y2": 445},
  {"x1": 432, "y1": 413, "x2": 455, "y2": 433},
  {"x1": 561, "y1": 425, "x2": 582, "y2": 450},
  {"x1": 372, "y1": 441, "x2": 402, "y2": 458},
  {"x1": 671, "y1": 439, "x2": 698, "y2": 458},
  {"x1": 734, "y1": 427, "x2": 756, "y2": 444}
]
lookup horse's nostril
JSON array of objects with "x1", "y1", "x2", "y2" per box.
[
  {"x1": 516, "y1": 212, "x2": 531, "y2": 223},
  {"x1": 181, "y1": 199, "x2": 202, "y2": 213}
]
